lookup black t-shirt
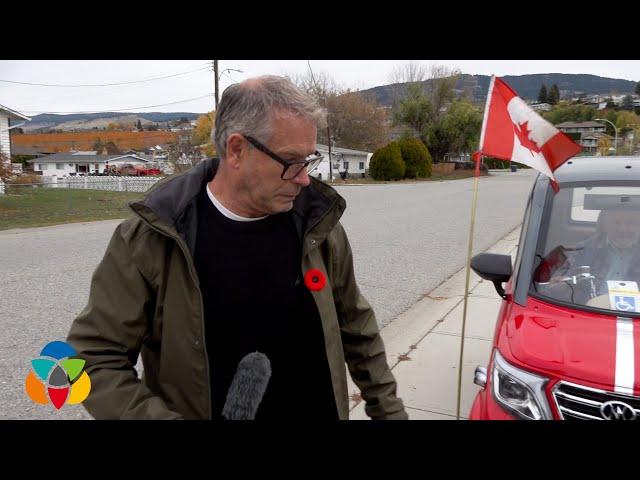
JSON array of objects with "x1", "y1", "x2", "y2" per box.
[{"x1": 193, "y1": 186, "x2": 337, "y2": 420}]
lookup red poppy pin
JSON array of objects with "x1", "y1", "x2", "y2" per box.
[{"x1": 304, "y1": 269, "x2": 326, "y2": 291}]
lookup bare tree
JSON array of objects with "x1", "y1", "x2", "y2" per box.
[
  {"x1": 326, "y1": 91, "x2": 390, "y2": 151},
  {"x1": 387, "y1": 61, "x2": 430, "y2": 85},
  {"x1": 387, "y1": 62, "x2": 461, "y2": 113},
  {"x1": 425, "y1": 64, "x2": 461, "y2": 124},
  {"x1": 289, "y1": 69, "x2": 390, "y2": 152},
  {"x1": 289, "y1": 70, "x2": 340, "y2": 102},
  {"x1": 288, "y1": 68, "x2": 340, "y2": 179}
]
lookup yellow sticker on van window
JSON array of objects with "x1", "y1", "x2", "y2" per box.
[{"x1": 608, "y1": 281, "x2": 640, "y2": 312}]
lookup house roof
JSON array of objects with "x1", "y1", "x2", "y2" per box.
[
  {"x1": 26, "y1": 153, "x2": 149, "y2": 164},
  {"x1": 0, "y1": 104, "x2": 31, "y2": 121},
  {"x1": 582, "y1": 132, "x2": 613, "y2": 140},
  {"x1": 10, "y1": 145, "x2": 55, "y2": 157},
  {"x1": 316, "y1": 144, "x2": 371, "y2": 156},
  {"x1": 556, "y1": 121, "x2": 607, "y2": 129}
]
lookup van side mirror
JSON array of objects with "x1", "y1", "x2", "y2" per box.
[{"x1": 470, "y1": 253, "x2": 512, "y2": 299}]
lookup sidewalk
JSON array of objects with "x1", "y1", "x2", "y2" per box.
[{"x1": 347, "y1": 226, "x2": 521, "y2": 420}]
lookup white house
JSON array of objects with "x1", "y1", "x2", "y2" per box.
[
  {"x1": 27, "y1": 152, "x2": 151, "y2": 177},
  {"x1": 556, "y1": 121, "x2": 607, "y2": 135},
  {"x1": 170, "y1": 123, "x2": 193, "y2": 132},
  {"x1": 0, "y1": 104, "x2": 30, "y2": 164},
  {"x1": 444, "y1": 152, "x2": 473, "y2": 162},
  {"x1": 530, "y1": 102, "x2": 552, "y2": 112},
  {"x1": 312, "y1": 144, "x2": 372, "y2": 181},
  {"x1": 557, "y1": 121, "x2": 610, "y2": 154},
  {"x1": 580, "y1": 132, "x2": 613, "y2": 154}
]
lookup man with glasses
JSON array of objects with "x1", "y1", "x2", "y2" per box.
[{"x1": 67, "y1": 75, "x2": 407, "y2": 420}]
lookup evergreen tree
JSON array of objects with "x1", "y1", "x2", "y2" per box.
[
  {"x1": 537, "y1": 84, "x2": 548, "y2": 104},
  {"x1": 548, "y1": 84, "x2": 560, "y2": 105}
]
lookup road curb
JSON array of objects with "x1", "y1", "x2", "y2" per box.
[{"x1": 347, "y1": 223, "x2": 522, "y2": 416}]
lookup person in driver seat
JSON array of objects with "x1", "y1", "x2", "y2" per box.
[
  {"x1": 567, "y1": 209, "x2": 640, "y2": 281},
  {"x1": 546, "y1": 209, "x2": 640, "y2": 305}
]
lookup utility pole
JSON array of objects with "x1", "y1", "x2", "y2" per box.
[
  {"x1": 306, "y1": 60, "x2": 332, "y2": 182},
  {"x1": 213, "y1": 60, "x2": 219, "y2": 110},
  {"x1": 327, "y1": 127, "x2": 333, "y2": 182}
]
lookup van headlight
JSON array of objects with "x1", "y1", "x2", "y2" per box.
[{"x1": 491, "y1": 350, "x2": 552, "y2": 420}]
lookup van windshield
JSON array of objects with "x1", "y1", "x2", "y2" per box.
[{"x1": 531, "y1": 184, "x2": 640, "y2": 314}]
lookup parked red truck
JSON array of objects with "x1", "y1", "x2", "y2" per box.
[{"x1": 112, "y1": 163, "x2": 162, "y2": 176}]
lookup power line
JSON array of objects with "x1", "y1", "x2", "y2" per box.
[
  {"x1": 0, "y1": 64, "x2": 211, "y2": 87},
  {"x1": 20, "y1": 94, "x2": 214, "y2": 115}
]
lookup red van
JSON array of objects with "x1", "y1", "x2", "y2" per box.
[{"x1": 469, "y1": 156, "x2": 640, "y2": 420}]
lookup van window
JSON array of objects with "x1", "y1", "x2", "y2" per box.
[{"x1": 532, "y1": 184, "x2": 640, "y2": 315}]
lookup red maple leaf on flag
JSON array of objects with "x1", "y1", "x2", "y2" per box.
[{"x1": 513, "y1": 121, "x2": 541, "y2": 156}]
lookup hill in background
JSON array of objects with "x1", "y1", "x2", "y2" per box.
[
  {"x1": 13, "y1": 73, "x2": 638, "y2": 132},
  {"x1": 21, "y1": 111, "x2": 202, "y2": 132},
  {"x1": 360, "y1": 73, "x2": 638, "y2": 107}
]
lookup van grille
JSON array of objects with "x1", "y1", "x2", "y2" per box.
[{"x1": 553, "y1": 382, "x2": 640, "y2": 420}]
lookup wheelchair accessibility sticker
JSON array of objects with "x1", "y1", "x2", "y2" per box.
[
  {"x1": 608, "y1": 281, "x2": 640, "y2": 313},
  {"x1": 613, "y1": 295, "x2": 638, "y2": 312}
]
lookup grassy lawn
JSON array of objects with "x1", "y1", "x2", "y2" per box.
[
  {"x1": 0, "y1": 169, "x2": 500, "y2": 231},
  {"x1": 0, "y1": 186, "x2": 143, "y2": 230}
]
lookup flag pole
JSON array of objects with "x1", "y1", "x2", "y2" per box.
[{"x1": 455, "y1": 151, "x2": 482, "y2": 420}]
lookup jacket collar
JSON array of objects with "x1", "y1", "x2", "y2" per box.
[{"x1": 130, "y1": 158, "x2": 346, "y2": 253}]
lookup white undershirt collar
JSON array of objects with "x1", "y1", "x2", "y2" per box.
[{"x1": 206, "y1": 184, "x2": 268, "y2": 222}]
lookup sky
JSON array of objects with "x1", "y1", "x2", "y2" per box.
[{"x1": 0, "y1": 60, "x2": 638, "y2": 117}]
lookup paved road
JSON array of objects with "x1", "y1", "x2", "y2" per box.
[
  {"x1": 0, "y1": 169, "x2": 536, "y2": 419},
  {"x1": 336, "y1": 169, "x2": 535, "y2": 326}
]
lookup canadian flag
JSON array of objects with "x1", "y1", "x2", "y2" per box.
[{"x1": 478, "y1": 76, "x2": 582, "y2": 181}]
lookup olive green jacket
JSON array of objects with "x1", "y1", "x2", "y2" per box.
[{"x1": 67, "y1": 158, "x2": 408, "y2": 420}]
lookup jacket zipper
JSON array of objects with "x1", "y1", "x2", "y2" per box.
[{"x1": 133, "y1": 213, "x2": 213, "y2": 420}]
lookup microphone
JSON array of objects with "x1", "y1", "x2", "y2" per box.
[{"x1": 222, "y1": 352, "x2": 272, "y2": 420}]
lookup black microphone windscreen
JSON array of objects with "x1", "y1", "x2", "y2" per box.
[{"x1": 222, "y1": 351, "x2": 272, "y2": 420}]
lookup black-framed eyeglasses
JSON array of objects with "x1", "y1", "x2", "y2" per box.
[{"x1": 243, "y1": 134, "x2": 324, "y2": 180}]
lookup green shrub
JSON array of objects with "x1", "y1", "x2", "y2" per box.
[
  {"x1": 369, "y1": 142, "x2": 406, "y2": 180},
  {"x1": 398, "y1": 137, "x2": 432, "y2": 178}
]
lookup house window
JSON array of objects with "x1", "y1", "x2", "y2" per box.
[
  {"x1": 39, "y1": 164, "x2": 48, "y2": 170},
  {"x1": 95, "y1": 164, "x2": 99, "y2": 170},
  {"x1": 343, "y1": 161, "x2": 349, "y2": 170},
  {"x1": 359, "y1": 162, "x2": 365, "y2": 170},
  {"x1": 56, "y1": 163, "x2": 65, "y2": 170}
]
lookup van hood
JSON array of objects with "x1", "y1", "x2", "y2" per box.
[{"x1": 505, "y1": 296, "x2": 640, "y2": 395}]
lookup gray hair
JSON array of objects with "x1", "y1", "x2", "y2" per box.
[{"x1": 212, "y1": 75, "x2": 327, "y2": 158}]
